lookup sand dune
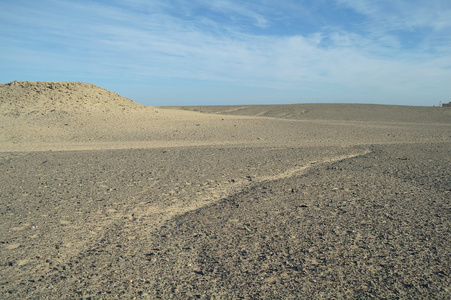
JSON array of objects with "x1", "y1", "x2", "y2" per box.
[{"x1": 0, "y1": 81, "x2": 450, "y2": 298}]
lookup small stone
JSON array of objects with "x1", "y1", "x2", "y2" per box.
[{"x1": 247, "y1": 175, "x2": 256, "y2": 181}]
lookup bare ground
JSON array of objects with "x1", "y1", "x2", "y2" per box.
[{"x1": 1, "y1": 82, "x2": 450, "y2": 299}]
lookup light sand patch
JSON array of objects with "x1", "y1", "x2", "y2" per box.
[{"x1": 5, "y1": 243, "x2": 20, "y2": 250}]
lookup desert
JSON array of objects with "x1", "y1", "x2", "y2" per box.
[{"x1": 0, "y1": 81, "x2": 450, "y2": 299}]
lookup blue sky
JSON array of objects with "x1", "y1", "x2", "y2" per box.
[{"x1": 1, "y1": 0, "x2": 450, "y2": 106}]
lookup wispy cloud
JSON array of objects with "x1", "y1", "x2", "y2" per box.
[
  {"x1": 338, "y1": 0, "x2": 451, "y2": 30},
  {"x1": 337, "y1": 0, "x2": 451, "y2": 51},
  {"x1": 1, "y1": 0, "x2": 450, "y2": 105}
]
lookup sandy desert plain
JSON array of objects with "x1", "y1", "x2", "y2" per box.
[{"x1": 0, "y1": 81, "x2": 450, "y2": 299}]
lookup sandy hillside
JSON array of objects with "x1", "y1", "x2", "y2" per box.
[
  {"x1": 0, "y1": 81, "x2": 450, "y2": 299},
  {"x1": 0, "y1": 81, "x2": 148, "y2": 115},
  {"x1": 2, "y1": 81, "x2": 450, "y2": 152},
  {"x1": 0, "y1": 81, "x2": 248, "y2": 151}
]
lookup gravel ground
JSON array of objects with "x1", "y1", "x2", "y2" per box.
[
  {"x1": 1, "y1": 143, "x2": 449, "y2": 299},
  {"x1": 142, "y1": 142, "x2": 450, "y2": 299},
  {"x1": 1, "y1": 82, "x2": 450, "y2": 299}
]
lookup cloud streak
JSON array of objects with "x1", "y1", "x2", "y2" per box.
[{"x1": 1, "y1": 0, "x2": 450, "y2": 105}]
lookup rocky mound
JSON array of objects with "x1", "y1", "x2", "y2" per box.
[{"x1": 0, "y1": 81, "x2": 148, "y2": 117}]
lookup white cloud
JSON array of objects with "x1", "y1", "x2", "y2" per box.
[
  {"x1": 202, "y1": 0, "x2": 270, "y2": 28},
  {"x1": 1, "y1": 0, "x2": 450, "y2": 105},
  {"x1": 337, "y1": 0, "x2": 451, "y2": 34}
]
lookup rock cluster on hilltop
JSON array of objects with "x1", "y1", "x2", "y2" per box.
[{"x1": 0, "y1": 81, "x2": 147, "y2": 117}]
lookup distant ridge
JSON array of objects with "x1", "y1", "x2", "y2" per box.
[
  {"x1": 172, "y1": 103, "x2": 451, "y2": 123},
  {"x1": 0, "y1": 81, "x2": 148, "y2": 116}
]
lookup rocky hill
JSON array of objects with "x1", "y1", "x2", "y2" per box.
[{"x1": 0, "y1": 81, "x2": 148, "y2": 117}]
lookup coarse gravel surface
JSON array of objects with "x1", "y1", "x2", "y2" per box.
[
  {"x1": 141, "y1": 143, "x2": 450, "y2": 299},
  {"x1": 1, "y1": 81, "x2": 450, "y2": 299}
]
